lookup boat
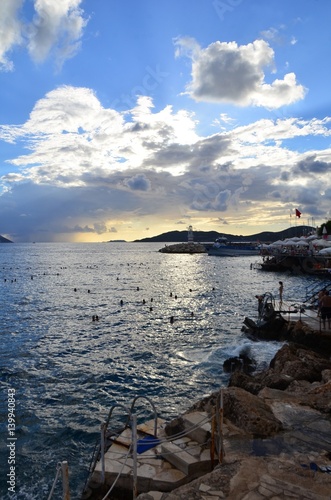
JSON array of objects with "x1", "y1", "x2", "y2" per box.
[{"x1": 207, "y1": 236, "x2": 260, "y2": 257}]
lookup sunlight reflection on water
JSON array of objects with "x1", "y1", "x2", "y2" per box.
[{"x1": 0, "y1": 242, "x2": 318, "y2": 498}]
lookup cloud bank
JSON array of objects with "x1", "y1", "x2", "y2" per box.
[{"x1": 0, "y1": 86, "x2": 330, "y2": 241}]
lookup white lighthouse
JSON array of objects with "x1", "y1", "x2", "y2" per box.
[{"x1": 188, "y1": 225, "x2": 194, "y2": 243}]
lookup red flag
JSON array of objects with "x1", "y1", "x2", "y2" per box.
[{"x1": 295, "y1": 209, "x2": 302, "y2": 218}]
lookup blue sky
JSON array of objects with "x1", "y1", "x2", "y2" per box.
[{"x1": 0, "y1": 0, "x2": 330, "y2": 242}]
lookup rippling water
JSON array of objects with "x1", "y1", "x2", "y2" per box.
[{"x1": 0, "y1": 242, "x2": 318, "y2": 499}]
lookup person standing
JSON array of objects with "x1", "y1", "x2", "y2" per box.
[
  {"x1": 317, "y1": 288, "x2": 326, "y2": 316},
  {"x1": 279, "y1": 281, "x2": 284, "y2": 304},
  {"x1": 320, "y1": 290, "x2": 331, "y2": 329},
  {"x1": 255, "y1": 295, "x2": 264, "y2": 318}
]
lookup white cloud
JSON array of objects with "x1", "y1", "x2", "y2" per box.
[
  {"x1": 0, "y1": 0, "x2": 87, "y2": 71},
  {"x1": 175, "y1": 37, "x2": 306, "y2": 109},
  {"x1": 0, "y1": 0, "x2": 23, "y2": 71},
  {"x1": 27, "y1": 0, "x2": 87, "y2": 68}
]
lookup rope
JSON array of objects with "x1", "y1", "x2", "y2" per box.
[
  {"x1": 47, "y1": 462, "x2": 62, "y2": 500},
  {"x1": 159, "y1": 439, "x2": 210, "y2": 459},
  {"x1": 82, "y1": 438, "x2": 99, "y2": 493}
]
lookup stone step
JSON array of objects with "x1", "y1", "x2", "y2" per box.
[
  {"x1": 89, "y1": 413, "x2": 215, "y2": 497},
  {"x1": 161, "y1": 441, "x2": 199, "y2": 475},
  {"x1": 182, "y1": 411, "x2": 211, "y2": 444},
  {"x1": 92, "y1": 440, "x2": 188, "y2": 493},
  {"x1": 111, "y1": 418, "x2": 167, "y2": 449}
]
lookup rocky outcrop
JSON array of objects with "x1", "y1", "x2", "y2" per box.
[
  {"x1": 223, "y1": 352, "x2": 256, "y2": 374},
  {"x1": 223, "y1": 387, "x2": 283, "y2": 438},
  {"x1": 243, "y1": 317, "x2": 331, "y2": 355},
  {"x1": 146, "y1": 340, "x2": 331, "y2": 499},
  {"x1": 229, "y1": 343, "x2": 331, "y2": 403}
]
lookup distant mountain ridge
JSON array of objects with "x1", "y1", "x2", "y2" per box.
[{"x1": 134, "y1": 226, "x2": 315, "y2": 243}]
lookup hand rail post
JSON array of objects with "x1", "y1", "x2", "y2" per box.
[
  {"x1": 61, "y1": 461, "x2": 70, "y2": 500},
  {"x1": 132, "y1": 415, "x2": 138, "y2": 500},
  {"x1": 100, "y1": 422, "x2": 106, "y2": 484}
]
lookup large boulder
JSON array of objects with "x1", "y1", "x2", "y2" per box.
[
  {"x1": 269, "y1": 343, "x2": 331, "y2": 381},
  {"x1": 228, "y1": 371, "x2": 263, "y2": 395},
  {"x1": 223, "y1": 352, "x2": 257, "y2": 374},
  {"x1": 223, "y1": 387, "x2": 283, "y2": 438}
]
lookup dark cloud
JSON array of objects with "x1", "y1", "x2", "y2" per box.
[
  {"x1": 124, "y1": 173, "x2": 151, "y2": 191},
  {"x1": 295, "y1": 155, "x2": 331, "y2": 175}
]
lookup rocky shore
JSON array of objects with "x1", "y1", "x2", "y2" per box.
[{"x1": 137, "y1": 320, "x2": 331, "y2": 499}]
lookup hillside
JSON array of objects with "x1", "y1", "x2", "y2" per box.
[{"x1": 134, "y1": 226, "x2": 315, "y2": 243}]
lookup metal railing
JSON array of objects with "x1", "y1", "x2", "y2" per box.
[{"x1": 82, "y1": 391, "x2": 224, "y2": 499}]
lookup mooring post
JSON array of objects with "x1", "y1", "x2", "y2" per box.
[
  {"x1": 61, "y1": 461, "x2": 70, "y2": 500},
  {"x1": 210, "y1": 407, "x2": 215, "y2": 469},
  {"x1": 219, "y1": 389, "x2": 224, "y2": 463},
  {"x1": 132, "y1": 414, "x2": 138, "y2": 500}
]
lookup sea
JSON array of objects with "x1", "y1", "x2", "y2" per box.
[{"x1": 0, "y1": 242, "x2": 320, "y2": 499}]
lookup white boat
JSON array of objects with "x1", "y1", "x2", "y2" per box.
[{"x1": 208, "y1": 237, "x2": 260, "y2": 257}]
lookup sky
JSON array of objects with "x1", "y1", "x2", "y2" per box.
[{"x1": 0, "y1": 0, "x2": 331, "y2": 243}]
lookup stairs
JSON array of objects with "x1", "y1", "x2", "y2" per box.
[{"x1": 87, "y1": 411, "x2": 218, "y2": 497}]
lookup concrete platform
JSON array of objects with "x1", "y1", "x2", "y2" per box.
[
  {"x1": 275, "y1": 299, "x2": 331, "y2": 333},
  {"x1": 87, "y1": 411, "x2": 218, "y2": 498}
]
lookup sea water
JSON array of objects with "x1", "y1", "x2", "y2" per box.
[{"x1": 0, "y1": 242, "x2": 317, "y2": 499}]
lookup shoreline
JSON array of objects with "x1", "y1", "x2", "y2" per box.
[
  {"x1": 143, "y1": 319, "x2": 331, "y2": 499},
  {"x1": 84, "y1": 317, "x2": 331, "y2": 499}
]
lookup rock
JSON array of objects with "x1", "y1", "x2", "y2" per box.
[
  {"x1": 159, "y1": 243, "x2": 206, "y2": 254},
  {"x1": 228, "y1": 371, "x2": 263, "y2": 395},
  {"x1": 223, "y1": 387, "x2": 283, "y2": 438},
  {"x1": 322, "y1": 369, "x2": 331, "y2": 382},
  {"x1": 243, "y1": 315, "x2": 288, "y2": 341},
  {"x1": 164, "y1": 416, "x2": 185, "y2": 437},
  {"x1": 244, "y1": 316, "x2": 331, "y2": 354},
  {"x1": 258, "y1": 371, "x2": 294, "y2": 391},
  {"x1": 269, "y1": 343, "x2": 331, "y2": 382},
  {"x1": 223, "y1": 353, "x2": 257, "y2": 374}
]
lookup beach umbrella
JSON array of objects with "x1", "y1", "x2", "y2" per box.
[
  {"x1": 281, "y1": 240, "x2": 295, "y2": 246},
  {"x1": 306, "y1": 234, "x2": 318, "y2": 241},
  {"x1": 296, "y1": 240, "x2": 309, "y2": 246},
  {"x1": 311, "y1": 239, "x2": 330, "y2": 247},
  {"x1": 318, "y1": 247, "x2": 331, "y2": 255}
]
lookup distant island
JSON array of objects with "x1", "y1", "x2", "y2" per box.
[
  {"x1": 134, "y1": 226, "x2": 315, "y2": 244},
  {"x1": 0, "y1": 235, "x2": 13, "y2": 243},
  {"x1": 1, "y1": 227, "x2": 316, "y2": 245}
]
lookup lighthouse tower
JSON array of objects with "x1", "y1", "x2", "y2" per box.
[{"x1": 188, "y1": 225, "x2": 194, "y2": 243}]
